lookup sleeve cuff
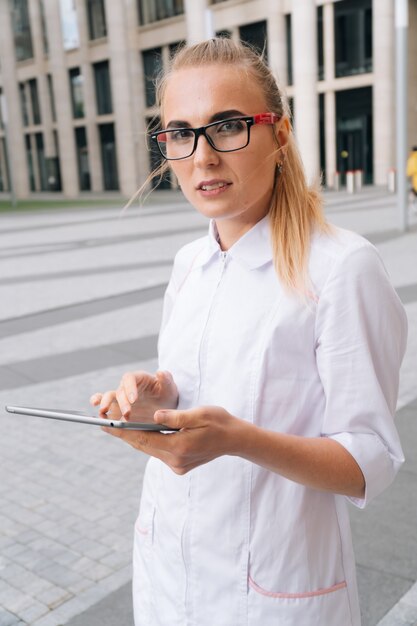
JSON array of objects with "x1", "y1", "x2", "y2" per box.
[{"x1": 327, "y1": 432, "x2": 404, "y2": 509}]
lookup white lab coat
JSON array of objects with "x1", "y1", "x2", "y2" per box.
[{"x1": 133, "y1": 215, "x2": 407, "y2": 626}]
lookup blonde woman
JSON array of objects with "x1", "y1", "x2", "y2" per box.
[{"x1": 91, "y1": 39, "x2": 407, "y2": 625}]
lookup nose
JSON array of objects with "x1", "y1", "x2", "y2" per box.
[{"x1": 193, "y1": 132, "x2": 220, "y2": 167}]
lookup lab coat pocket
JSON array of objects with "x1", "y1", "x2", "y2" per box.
[
  {"x1": 133, "y1": 507, "x2": 156, "y2": 625},
  {"x1": 134, "y1": 506, "x2": 155, "y2": 557},
  {"x1": 248, "y1": 574, "x2": 352, "y2": 625}
]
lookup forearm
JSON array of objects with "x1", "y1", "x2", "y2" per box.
[{"x1": 231, "y1": 420, "x2": 365, "y2": 499}]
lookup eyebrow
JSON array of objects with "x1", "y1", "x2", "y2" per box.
[{"x1": 166, "y1": 109, "x2": 246, "y2": 129}]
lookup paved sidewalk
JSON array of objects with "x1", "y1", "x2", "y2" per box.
[{"x1": 0, "y1": 187, "x2": 416, "y2": 626}]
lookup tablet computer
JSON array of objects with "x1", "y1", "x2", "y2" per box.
[{"x1": 5, "y1": 405, "x2": 178, "y2": 432}]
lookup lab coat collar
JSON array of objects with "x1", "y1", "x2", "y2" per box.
[{"x1": 194, "y1": 215, "x2": 273, "y2": 271}]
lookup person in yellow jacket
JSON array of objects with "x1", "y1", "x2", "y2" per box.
[{"x1": 407, "y1": 146, "x2": 417, "y2": 205}]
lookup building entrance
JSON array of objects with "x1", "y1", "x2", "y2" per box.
[{"x1": 336, "y1": 87, "x2": 373, "y2": 185}]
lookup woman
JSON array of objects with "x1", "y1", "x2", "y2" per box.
[{"x1": 91, "y1": 39, "x2": 407, "y2": 625}]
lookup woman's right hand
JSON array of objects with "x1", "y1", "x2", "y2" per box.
[{"x1": 90, "y1": 370, "x2": 178, "y2": 421}]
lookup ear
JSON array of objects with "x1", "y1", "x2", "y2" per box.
[{"x1": 274, "y1": 116, "x2": 291, "y2": 156}]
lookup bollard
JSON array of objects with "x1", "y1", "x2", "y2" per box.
[
  {"x1": 346, "y1": 171, "x2": 355, "y2": 193},
  {"x1": 388, "y1": 168, "x2": 396, "y2": 192},
  {"x1": 333, "y1": 171, "x2": 340, "y2": 191},
  {"x1": 354, "y1": 170, "x2": 363, "y2": 192}
]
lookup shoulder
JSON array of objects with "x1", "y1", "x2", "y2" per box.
[
  {"x1": 170, "y1": 235, "x2": 208, "y2": 290},
  {"x1": 309, "y1": 225, "x2": 385, "y2": 295}
]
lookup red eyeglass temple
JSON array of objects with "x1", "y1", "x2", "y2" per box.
[{"x1": 253, "y1": 113, "x2": 281, "y2": 125}]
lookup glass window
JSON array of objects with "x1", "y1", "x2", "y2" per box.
[
  {"x1": 29, "y1": 78, "x2": 41, "y2": 125},
  {"x1": 25, "y1": 134, "x2": 35, "y2": 191},
  {"x1": 169, "y1": 40, "x2": 185, "y2": 59},
  {"x1": 317, "y1": 6, "x2": 324, "y2": 81},
  {"x1": 285, "y1": 14, "x2": 292, "y2": 86},
  {"x1": 47, "y1": 74, "x2": 56, "y2": 122},
  {"x1": 216, "y1": 30, "x2": 232, "y2": 39},
  {"x1": 239, "y1": 21, "x2": 267, "y2": 61},
  {"x1": 69, "y1": 67, "x2": 85, "y2": 118},
  {"x1": 335, "y1": 0, "x2": 372, "y2": 78},
  {"x1": 19, "y1": 82, "x2": 29, "y2": 126},
  {"x1": 142, "y1": 48, "x2": 162, "y2": 108},
  {"x1": 40, "y1": 0, "x2": 48, "y2": 54},
  {"x1": 99, "y1": 123, "x2": 119, "y2": 190},
  {"x1": 86, "y1": 0, "x2": 107, "y2": 40},
  {"x1": 9, "y1": 0, "x2": 34, "y2": 61},
  {"x1": 75, "y1": 127, "x2": 91, "y2": 190},
  {"x1": 137, "y1": 0, "x2": 184, "y2": 26},
  {"x1": 59, "y1": 0, "x2": 80, "y2": 50},
  {"x1": 35, "y1": 132, "x2": 48, "y2": 190},
  {"x1": 93, "y1": 60, "x2": 112, "y2": 114},
  {"x1": 51, "y1": 130, "x2": 62, "y2": 190}
]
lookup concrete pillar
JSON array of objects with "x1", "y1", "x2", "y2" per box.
[
  {"x1": 184, "y1": 0, "x2": 209, "y2": 44},
  {"x1": 27, "y1": 0, "x2": 55, "y2": 158},
  {"x1": 373, "y1": 0, "x2": 395, "y2": 185},
  {"x1": 75, "y1": 0, "x2": 103, "y2": 191},
  {"x1": 292, "y1": 0, "x2": 320, "y2": 184},
  {"x1": 267, "y1": 0, "x2": 287, "y2": 87},
  {"x1": 0, "y1": 1, "x2": 30, "y2": 198},
  {"x1": 408, "y1": 0, "x2": 417, "y2": 147},
  {"x1": 104, "y1": 0, "x2": 139, "y2": 197},
  {"x1": 323, "y1": 2, "x2": 336, "y2": 187},
  {"x1": 44, "y1": 0, "x2": 79, "y2": 197}
]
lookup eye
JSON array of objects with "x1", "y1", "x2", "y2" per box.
[
  {"x1": 216, "y1": 120, "x2": 245, "y2": 134},
  {"x1": 169, "y1": 129, "x2": 194, "y2": 142}
]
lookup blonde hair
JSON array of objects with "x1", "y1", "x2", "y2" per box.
[{"x1": 138, "y1": 38, "x2": 331, "y2": 295}]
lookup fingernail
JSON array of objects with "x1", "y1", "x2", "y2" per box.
[{"x1": 129, "y1": 394, "x2": 135, "y2": 403}]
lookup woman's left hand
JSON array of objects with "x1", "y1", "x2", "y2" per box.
[{"x1": 101, "y1": 406, "x2": 241, "y2": 474}]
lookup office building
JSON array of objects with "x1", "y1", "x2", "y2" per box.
[{"x1": 0, "y1": 0, "x2": 416, "y2": 198}]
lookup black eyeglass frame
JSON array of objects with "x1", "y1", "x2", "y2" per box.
[{"x1": 150, "y1": 113, "x2": 280, "y2": 161}]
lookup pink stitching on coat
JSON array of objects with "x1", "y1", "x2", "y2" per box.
[
  {"x1": 135, "y1": 523, "x2": 149, "y2": 536},
  {"x1": 248, "y1": 576, "x2": 347, "y2": 599}
]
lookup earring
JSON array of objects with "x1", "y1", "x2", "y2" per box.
[{"x1": 277, "y1": 162, "x2": 283, "y2": 174}]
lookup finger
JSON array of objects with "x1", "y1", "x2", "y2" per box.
[
  {"x1": 99, "y1": 390, "x2": 117, "y2": 414},
  {"x1": 156, "y1": 370, "x2": 174, "y2": 390},
  {"x1": 90, "y1": 393, "x2": 102, "y2": 406},
  {"x1": 116, "y1": 386, "x2": 132, "y2": 417},
  {"x1": 121, "y1": 371, "x2": 143, "y2": 404},
  {"x1": 154, "y1": 409, "x2": 191, "y2": 431}
]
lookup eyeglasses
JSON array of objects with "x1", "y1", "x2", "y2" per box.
[{"x1": 150, "y1": 113, "x2": 280, "y2": 161}]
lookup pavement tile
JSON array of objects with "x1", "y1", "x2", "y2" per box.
[
  {"x1": 35, "y1": 585, "x2": 72, "y2": 610},
  {"x1": 0, "y1": 609, "x2": 25, "y2": 626}
]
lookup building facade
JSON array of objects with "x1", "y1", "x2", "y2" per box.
[{"x1": 0, "y1": 0, "x2": 416, "y2": 198}]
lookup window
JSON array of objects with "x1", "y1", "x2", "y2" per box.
[
  {"x1": 137, "y1": 0, "x2": 184, "y2": 26},
  {"x1": 69, "y1": 68, "x2": 85, "y2": 118},
  {"x1": 317, "y1": 6, "x2": 324, "y2": 81},
  {"x1": 10, "y1": 0, "x2": 34, "y2": 61},
  {"x1": 93, "y1": 61, "x2": 112, "y2": 114},
  {"x1": 142, "y1": 48, "x2": 162, "y2": 108},
  {"x1": 99, "y1": 123, "x2": 119, "y2": 190},
  {"x1": 86, "y1": 0, "x2": 107, "y2": 40},
  {"x1": 47, "y1": 74, "x2": 56, "y2": 122},
  {"x1": 239, "y1": 21, "x2": 267, "y2": 60},
  {"x1": 285, "y1": 14, "x2": 292, "y2": 86},
  {"x1": 40, "y1": 0, "x2": 48, "y2": 54},
  {"x1": 335, "y1": 0, "x2": 372, "y2": 78},
  {"x1": 169, "y1": 41, "x2": 185, "y2": 59},
  {"x1": 19, "y1": 82, "x2": 29, "y2": 126},
  {"x1": 29, "y1": 78, "x2": 41, "y2": 124},
  {"x1": 25, "y1": 135, "x2": 35, "y2": 191},
  {"x1": 75, "y1": 127, "x2": 91, "y2": 190},
  {"x1": 59, "y1": 0, "x2": 80, "y2": 50},
  {"x1": 35, "y1": 132, "x2": 48, "y2": 190}
]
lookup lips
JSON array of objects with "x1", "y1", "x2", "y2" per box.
[{"x1": 197, "y1": 179, "x2": 231, "y2": 191}]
